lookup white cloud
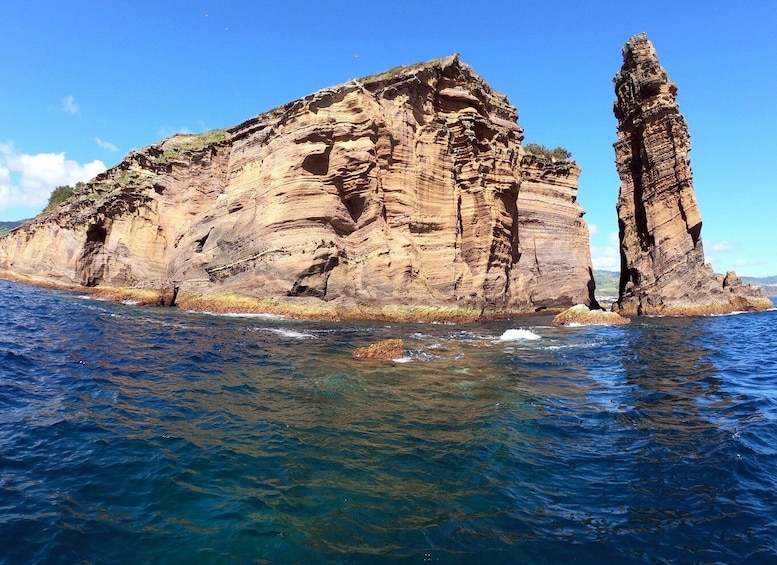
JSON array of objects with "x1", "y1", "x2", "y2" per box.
[
  {"x1": 588, "y1": 223, "x2": 599, "y2": 237},
  {"x1": 711, "y1": 241, "x2": 737, "y2": 252},
  {"x1": 0, "y1": 142, "x2": 106, "y2": 213},
  {"x1": 735, "y1": 258, "x2": 766, "y2": 267},
  {"x1": 95, "y1": 137, "x2": 119, "y2": 152},
  {"x1": 61, "y1": 95, "x2": 79, "y2": 115}
]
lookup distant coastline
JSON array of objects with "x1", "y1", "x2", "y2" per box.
[
  {"x1": 595, "y1": 270, "x2": 777, "y2": 300},
  {"x1": 0, "y1": 220, "x2": 25, "y2": 236}
]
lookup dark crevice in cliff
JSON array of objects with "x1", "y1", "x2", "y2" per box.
[
  {"x1": 617, "y1": 219, "x2": 630, "y2": 300},
  {"x1": 302, "y1": 145, "x2": 332, "y2": 176},
  {"x1": 77, "y1": 222, "x2": 108, "y2": 287},
  {"x1": 288, "y1": 253, "x2": 340, "y2": 299},
  {"x1": 194, "y1": 229, "x2": 212, "y2": 253},
  {"x1": 629, "y1": 133, "x2": 653, "y2": 252},
  {"x1": 86, "y1": 223, "x2": 107, "y2": 244},
  {"x1": 586, "y1": 267, "x2": 601, "y2": 310}
]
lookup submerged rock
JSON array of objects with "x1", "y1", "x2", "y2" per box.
[
  {"x1": 551, "y1": 304, "x2": 630, "y2": 327},
  {"x1": 612, "y1": 34, "x2": 771, "y2": 316},
  {"x1": 0, "y1": 55, "x2": 597, "y2": 316},
  {"x1": 353, "y1": 339, "x2": 405, "y2": 360}
]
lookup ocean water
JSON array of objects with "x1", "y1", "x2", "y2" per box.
[{"x1": 1, "y1": 279, "x2": 776, "y2": 564}]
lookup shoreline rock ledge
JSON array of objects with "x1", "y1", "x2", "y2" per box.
[
  {"x1": 0, "y1": 55, "x2": 598, "y2": 318},
  {"x1": 612, "y1": 34, "x2": 772, "y2": 316}
]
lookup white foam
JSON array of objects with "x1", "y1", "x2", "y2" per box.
[
  {"x1": 497, "y1": 328, "x2": 541, "y2": 342},
  {"x1": 710, "y1": 310, "x2": 753, "y2": 317},
  {"x1": 408, "y1": 332, "x2": 433, "y2": 339},
  {"x1": 219, "y1": 312, "x2": 288, "y2": 320},
  {"x1": 393, "y1": 357, "x2": 413, "y2": 363},
  {"x1": 268, "y1": 328, "x2": 316, "y2": 339}
]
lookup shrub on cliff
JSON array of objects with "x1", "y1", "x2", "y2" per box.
[
  {"x1": 42, "y1": 184, "x2": 77, "y2": 214},
  {"x1": 524, "y1": 143, "x2": 572, "y2": 160}
]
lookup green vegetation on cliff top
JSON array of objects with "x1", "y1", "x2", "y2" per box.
[
  {"x1": 154, "y1": 128, "x2": 230, "y2": 164},
  {"x1": 42, "y1": 184, "x2": 77, "y2": 214},
  {"x1": 524, "y1": 143, "x2": 573, "y2": 160}
]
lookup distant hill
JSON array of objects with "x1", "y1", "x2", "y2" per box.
[
  {"x1": 742, "y1": 276, "x2": 777, "y2": 297},
  {"x1": 593, "y1": 270, "x2": 619, "y2": 295},
  {"x1": 595, "y1": 270, "x2": 777, "y2": 299},
  {"x1": 0, "y1": 220, "x2": 26, "y2": 236}
]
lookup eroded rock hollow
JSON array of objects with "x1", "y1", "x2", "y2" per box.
[
  {"x1": 612, "y1": 34, "x2": 771, "y2": 315},
  {"x1": 0, "y1": 55, "x2": 597, "y2": 315}
]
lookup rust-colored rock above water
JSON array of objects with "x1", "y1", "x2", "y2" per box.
[
  {"x1": 612, "y1": 34, "x2": 771, "y2": 316},
  {"x1": 0, "y1": 55, "x2": 598, "y2": 317},
  {"x1": 353, "y1": 339, "x2": 405, "y2": 360}
]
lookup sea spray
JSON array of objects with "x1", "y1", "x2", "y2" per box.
[{"x1": 498, "y1": 328, "x2": 541, "y2": 341}]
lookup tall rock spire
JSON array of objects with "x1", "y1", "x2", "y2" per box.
[{"x1": 612, "y1": 33, "x2": 771, "y2": 315}]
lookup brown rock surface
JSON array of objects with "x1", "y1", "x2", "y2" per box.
[
  {"x1": 551, "y1": 304, "x2": 630, "y2": 327},
  {"x1": 518, "y1": 155, "x2": 598, "y2": 310},
  {"x1": 353, "y1": 339, "x2": 405, "y2": 360},
  {"x1": 612, "y1": 34, "x2": 771, "y2": 316},
  {"x1": 0, "y1": 55, "x2": 597, "y2": 316}
]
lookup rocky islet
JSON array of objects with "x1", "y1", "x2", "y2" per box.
[
  {"x1": 0, "y1": 39, "x2": 770, "y2": 319},
  {"x1": 0, "y1": 55, "x2": 596, "y2": 317},
  {"x1": 612, "y1": 33, "x2": 770, "y2": 315}
]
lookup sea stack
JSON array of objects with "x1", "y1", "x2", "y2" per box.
[
  {"x1": 0, "y1": 55, "x2": 598, "y2": 317},
  {"x1": 612, "y1": 34, "x2": 771, "y2": 315}
]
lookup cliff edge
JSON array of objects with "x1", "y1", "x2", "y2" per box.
[
  {"x1": 612, "y1": 34, "x2": 771, "y2": 315},
  {"x1": 0, "y1": 55, "x2": 597, "y2": 317}
]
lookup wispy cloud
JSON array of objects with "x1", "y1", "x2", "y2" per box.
[
  {"x1": 61, "y1": 95, "x2": 79, "y2": 115},
  {"x1": 734, "y1": 258, "x2": 766, "y2": 267},
  {"x1": 0, "y1": 142, "x2": 105, "y2": 213},
  {"x1": 711, "y1": 241, "x2": 737, "y2": 252},
  {"x1": 95, "y1": 138, "x2": 118, "y2": 152}
]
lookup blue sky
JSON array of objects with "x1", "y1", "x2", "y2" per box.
[{"x1": 1, "y1": 1, "x2": 775, "y2": 276}]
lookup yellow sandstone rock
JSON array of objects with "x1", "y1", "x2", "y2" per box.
[
  {"x1": 612, "y1": 34, "x2": 771, "y2": 316},
  {"x1": 0, "y1": 55, "x2": 598, "y2": 317},
  {"x1": 551, "y1": 304, "x2": 630, "y2": 327}
]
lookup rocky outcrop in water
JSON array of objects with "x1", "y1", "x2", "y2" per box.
[
  {"x1": 551, "y1": 304, "x2": 629, "y2": 327},
  {"x1": 353, "y1": 339, "x2": 405, "y2": 360},
  {"x1": 612, "y1": 34, "x2": 771, "y2": 315},
  {"x1": 0, "y1": 55, "x2": 597, "y2": 316}
]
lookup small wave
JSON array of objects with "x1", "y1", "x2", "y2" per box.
[
  {"x1": 449, "y1": 330, "x2": 499, "y2": 342},
  {"x1": 393, "y1": 357, "x2": 413, "y2": 363},
  {"x1": 267, "y1": 328, "x2": 316, "y2": 339},
  {"x1": 497, "y1": 329, "x2": 541, "y2": 341},
  {"x1": 408, "y1": 332, "x2": 433, "y2": 340},
  {"x1": 711, "y1": 310, "x2": 749, "y2": 317},
  {"x1": 202, "y1": 311, "x2": 288, "y2": 320}
]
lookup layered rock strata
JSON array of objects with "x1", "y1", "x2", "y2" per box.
[
  {"x1": 0, "y1": 55, "x2": 597, "y2": 315},
  {"x1": 612, "y1": 34, "x2": 771, "y2": 315}
]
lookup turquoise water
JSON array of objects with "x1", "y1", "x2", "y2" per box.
[{"x1": 1, "y1": 279, "x2": 776, "y2": 563}]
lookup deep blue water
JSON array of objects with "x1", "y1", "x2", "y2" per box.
[{"x1": 1, "y1": 279, "x2": 776, "y2": 564}]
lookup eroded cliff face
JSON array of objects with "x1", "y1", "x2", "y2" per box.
[
  {"x1": 517, "y1": 155, "x2": 597, "y2": 309},
  {"x1": 613, "y1": 34, "x2": 771, "y2": 315},
  {"x1": 0, "y1": 55, "x2": 597, "y2": 314}
]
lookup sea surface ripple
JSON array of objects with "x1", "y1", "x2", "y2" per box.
[{"x1": 1, "y1": 279, "x2": 776, "y2": 563}]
